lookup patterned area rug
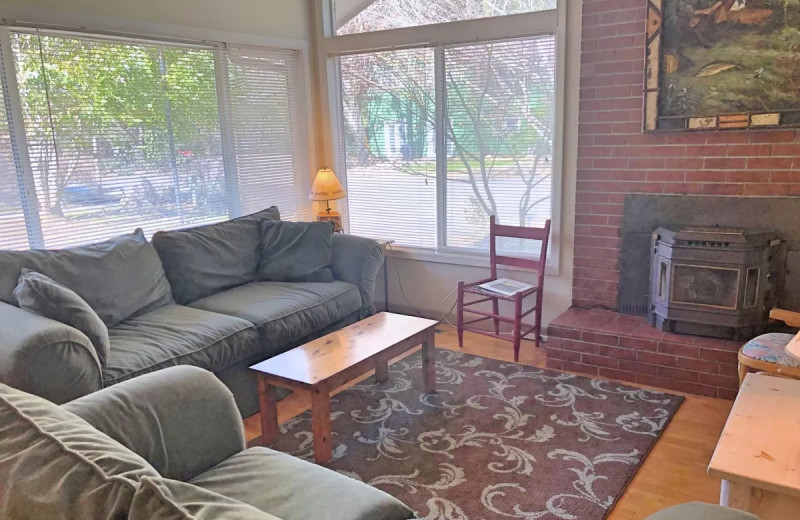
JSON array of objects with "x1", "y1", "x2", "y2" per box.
[{"x1": 270, "y1": 349, "x2": 683, "y2": 520}]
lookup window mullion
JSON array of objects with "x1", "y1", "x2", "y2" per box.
[
  {"x1": 213, "y1": 48, "x2": 241, "y2": 218},
  {"x1": 0, "y1": 27, "x2": 44, "y2": 249},
  {"x1": 434, "y1": 44, "x2": 446, "y2": 250}
]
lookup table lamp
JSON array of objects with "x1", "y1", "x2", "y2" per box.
[{"x1": 309, "y1": 168, "x2": 346, "y2": 231}]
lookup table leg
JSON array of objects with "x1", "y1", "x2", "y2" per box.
[
  {"x1": 720, "y1": 479, "x2": 751, "y2": 511},
  {"x1": 375, "y1": 358, "x2": 389, "y2": 383},
  {"x1": 311, "y1": 385, "x2": 333, "y2": 463},
  {"x1": 421, "y1": 328, "x2": 437, "y2": 394},
  {"x1": 258, "y1": 376, "x2": 279, "y2": 446}
]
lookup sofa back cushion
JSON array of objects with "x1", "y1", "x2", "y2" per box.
[
  {"x1": 13, "y1": 269, "x2": 112, "y2": 367},
  {"x1": 0, "y1": 229, "x2": 173, "y2": 326},
  {"x1": 129, "y1": 477, "x2": 282, "y2": 520},
  {"x1": 257, "y1": 220, "x2": 335, "y2": 283},
  {"x1": 0, "y1": 381, "x2": 160, "y2": 520},
  {"x1": 152, "y1": 207, "x2": 281, "y2": 305}
]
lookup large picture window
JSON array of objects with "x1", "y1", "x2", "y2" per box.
[
  {"x1": 0, "y1": 29, "x2": 309, "y2": 250},
  {"x1": 338, "y1": 34, "x2": 556, "y2": 254},
  {"x1": 334, "y1": 0, "x2": 556, "y2": 35}
]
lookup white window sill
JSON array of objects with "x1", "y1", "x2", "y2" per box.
[{"x1": 383, "y1": 245, "x2": 559, "y2": 276}]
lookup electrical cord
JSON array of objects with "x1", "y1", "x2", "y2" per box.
[{"x1": 386, "y1": 244, "x2": 459, "y2": 325}]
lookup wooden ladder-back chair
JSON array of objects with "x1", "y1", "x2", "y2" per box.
[{"x1": 456, "y1": 216, "x2": 551, "y2": 362}]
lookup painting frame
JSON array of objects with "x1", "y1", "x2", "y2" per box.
[{"x1": 643, "y1": 0, "x2": 800, "y2": 132}]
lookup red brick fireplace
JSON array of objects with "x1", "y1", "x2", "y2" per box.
[{"x1": 546, "y1": 0, "x2": 800, "y2": 399}]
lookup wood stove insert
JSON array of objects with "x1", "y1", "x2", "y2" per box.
[{"x1": 648, "y1": 227, "x2": 783, "y2": 340}]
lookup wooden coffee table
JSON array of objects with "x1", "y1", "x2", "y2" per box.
[
  {"x1": 250, "y1": 312, "x2": 438, "y2": 463},
  {"x1": 707, "y1": 373, "x2": 800, "y2": 519}
]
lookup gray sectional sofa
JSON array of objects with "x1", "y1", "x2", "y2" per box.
[
  {"x1": 0, "y1": 207, "x2": 384, "y2": 416},
  {"x1": 0, "y1": 364, "x2": 414, "y2": 520}
]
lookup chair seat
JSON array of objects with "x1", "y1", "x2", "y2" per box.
[
  {"x1": 463, "y1": 280, "x2": 539, "y2": 301},
  {"x1": 740, "y1": 333, "x2": 800, "y2": 368}
]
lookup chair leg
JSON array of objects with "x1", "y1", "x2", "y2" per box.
[
  {"x1": 534, "y1": 289, "x2": 544, "y2": 349},
  {"x1": 513, "y1": 295, "x2": 523, "y2": 362},
  {"x1": 492, "y1": 298, "x2": 500, "y2": 335},
  {"x1": 456, "y1": 282, "x2": 464, "y2": 348}
]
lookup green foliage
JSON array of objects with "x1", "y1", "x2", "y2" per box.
[{"x1": 11, "y1": 33, "x2": 222, "y2": 213}]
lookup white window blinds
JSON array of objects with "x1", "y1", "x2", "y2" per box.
[
  {"x1": 444, "y1": 37, "x2": 555, "y2": 254},
  {"x1": 0, "y1": 38, "x2": 32, "y2": 250},
  {"x1": 0, "y1": 29, "x2": 308, "y2": 250},
  {"x1": 340, "y1": 48, "x2": 437, "y2": 248},
  {"x1": 223, "y1": 48, "x2": 309, "y2": 220}
]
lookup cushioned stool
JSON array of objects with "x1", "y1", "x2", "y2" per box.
[
  {"x1": 646, "y1": 502, "x2": 759, "y2": 520},
  {"x1": 738, "y1": 332, "x2": 800, "y2": 386}
]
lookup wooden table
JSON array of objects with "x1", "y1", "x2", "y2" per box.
[
  {"x1": 708, "y1": 373, "x2": 800, "y2": 519},
  {"x1": 250, "y1": 312, "x2": 438, "y2": 463}
]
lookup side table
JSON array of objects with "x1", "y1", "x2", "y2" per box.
[{"x1": 707, "y1": 373, "x2": 800, "y2": 519}]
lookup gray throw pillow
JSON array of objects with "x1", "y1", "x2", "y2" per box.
[
  {"x1": 152, "y1": 206, "x2": 281, "y2": 305},
  {"x1": 13, "y1": 269, "x2": 112, "y2": 367},
  {"x1": 257, "y1": 221, "x2": 335, "y2": 283},
  {"x1": 0, "y1": 229, "x2": 173, "y2": 326}
]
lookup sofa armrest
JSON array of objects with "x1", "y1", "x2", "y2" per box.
[
  {"x1": 331, "y1": 233, "x2": 384, "y2": 316},
  {"x1": 63, "y1": 365, "x2": 246, "y2": 482},
  {"x1": 0, "y1": 301, "x2": 102, "y2": 404}
]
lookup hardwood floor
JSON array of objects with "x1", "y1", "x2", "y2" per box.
[{"x1": 244, "y1": 324, "x2": 733, "y2": 520}]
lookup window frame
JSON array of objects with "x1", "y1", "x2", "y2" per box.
[
  {"x1": 316, "y1": 0, "x2": 566, "y2": 275},
  {"x1": 0, "y1": 19, "x2": 316, "y2": 249}
]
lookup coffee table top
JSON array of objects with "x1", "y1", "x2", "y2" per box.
[
  {"x1": 250, "y1": 312, "x2": 437, "y2": 387},
  {"x1": 708, "y1": 373, "x2": 800, "y2": 497}
]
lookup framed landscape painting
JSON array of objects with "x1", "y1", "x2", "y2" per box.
[{"x1": 645, "y1": 0, "x2": 800, "y2": 131}]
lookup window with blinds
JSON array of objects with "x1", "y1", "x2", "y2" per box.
[
  {"x1": 445, "y1": 37, "x2": 554, "y2": 254},
  {"x1": 0, "y1": 29, "x2": 308, "y2": 250},
  {"x1": 340, "y1": 48, "x2": 436, "y2": 248},
  {"x1": 338, "y1": 35, "x2": 555, "y2": 253}
]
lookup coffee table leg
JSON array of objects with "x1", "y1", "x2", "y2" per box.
[
  {"x1": 258, "y1": 376, "x2": 279, "y2": 446},
  {"x1": 311, "y1": 385, "x2": 333, "y2": 463},
  {"x1": 375, "y1": 359, "x2": 389, "y2": 383},
  {"x1": 421, "y1": 328, "x2": 437, "y2": 394}
]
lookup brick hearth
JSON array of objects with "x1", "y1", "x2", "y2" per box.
[{"x1": 546, "y1": 308, "x2": 740, "y2": 400}]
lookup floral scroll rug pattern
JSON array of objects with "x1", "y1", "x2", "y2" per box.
[{"x1": 270, "y1": 349, "x2": 684, "y2": 520}]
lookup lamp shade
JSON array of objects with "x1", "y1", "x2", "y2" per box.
[{"x1": 309, "y1": 168, "x2": 346, "y2": 201}]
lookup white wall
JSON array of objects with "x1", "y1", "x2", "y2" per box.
[
  {"x1": 0, "y1": 0, "x2": 309, "y2": 41},
  {"x1": 374, "y1": 0, "x2": 580, "y2": 333}
]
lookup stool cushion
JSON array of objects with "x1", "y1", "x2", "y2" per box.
[
  {"x1": 646, "y1": 502, "x2": 759, "y2": 520},
  {"x1": 741, "y1": 333, "x2": 800, "y2": 367}
]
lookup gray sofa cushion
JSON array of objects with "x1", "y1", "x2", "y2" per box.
[
  {"x1": 14, "y1": 269, "x2": 112, "y2": 367},
  {"x1": 0, "y1": 381, "x2": 159, "y2": 520},
  {"x1": 258, "y1": 221, "x2": 335, "y2": 283},
  {"x1": 153, "y1": 207, "x2": 281, "y2": 305},
  {"x1": 129, "y1": 477, "x2": 282, "y2": 520},
  {"x1": 189, "y1": 281, "x2": 361, "y2": 357},
  {"x1": 189, "y1": 447, "x2": 414, "y2": 520},
  {"x1": 102, "y1": 305, "x2": 259, "y2": 386},
  {"x1": 0, "y1": 229, "x2": 173, "y2": 326}
]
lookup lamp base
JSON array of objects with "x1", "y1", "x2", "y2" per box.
[{"x1": 317, "y1": 211, "x2": 343, "y2": 232}]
